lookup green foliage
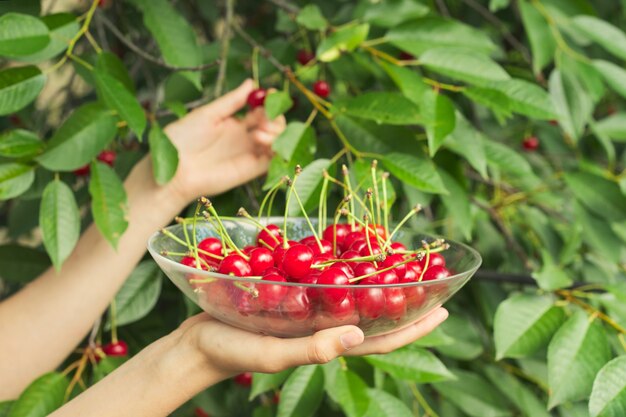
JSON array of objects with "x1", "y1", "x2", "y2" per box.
[{"x1": 1, "y1": 0, "x2": 626, "y2": 415}]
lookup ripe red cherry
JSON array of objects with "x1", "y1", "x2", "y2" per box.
[
  {"x1": 342, "y1": 231, "x2": 364, "y2": 252},
  {"x1": 281, "y1": 287, "x2": 312, "y2": 321},
  {"x1": 403, "y1": 261, "x2": 423, "y2": 281},
  {"x1": 194, "y1": 408, "x2": 211, "y2": 417},
  {"x1": 312, "y1": 252, "x2": 333, "y2": 267},
  {"x1": 312, "y1": 80, "x2": 331, "y2": 98},
  {"x1": 390, "y1": 242, "x2": 407, "y2": 253},
  {"x1": 257, "y1": 273, "x2": 289, "y2": 310},
  {"x1": 522, "y1": 136, "x2": 539, "y2": 151},
  {"x1": 380, "y1": 254, "x2": 407, "y2": 279},
  {"x1": 384, "y1": 288, "x2": 406, "y2": 320},
  {"x1": 218, "y1": 254, "x2": 252, "y2": 276},
  {"x1": 359, "y1": 241, "x2": 382, "y2": 257},
  {"x1": 198, "y1": 237, "x2": 223, "y2": 262},
  {"x1": 419, "y1": 253, "x2": 446, "y2": 269},
  {"x1": 74, "y1": 164, "x2": 91, "y2": 176},
  {"x1": 234, "y1": 372, "x2": 253, "y2": 387},
  {"x1": 297, "y1": 49, "x2": 315, "y2": 65},
  {"x1": 375, "y1": 269, "x2": 399, "y2": 285},
  {"x1": 400, "y1": 278, "x2": 426, "y2": 308},
  {"x1": 399, "y1": 51, "x2": 414, "y2": 60},
  {"x1": 236, "y1": 290, "x2": 261, "y2": 316},
  {"x1": 97, "y1": 150, "x2": 116, "y2": 167},
  {"x1": 349, "y1": 238, "x2": 368, "y2": 254},
  {"x1": 324, "y1": 293, "x2": 355, "y2": 321},
  {"x1": 329, "y1": 261, "x2": 354, "y2": 279},
  {"x1": 180, "y1": 256, "x2": 204, "y2": 269},
  {"x1": 309, "y1": 239, "x2": 333, "y2": 256},
  {"x1": 422, "y1": 265, "x2": 451, "y2": 281},
  {"x1": 300, "y1": 273, "x2": 321, "y2": 303},
  {"x1": 102, "y1": 340, "x2": 128, "y2": 356},
  {"x1": 353, "y1": 262, "x2": 376, "y2": 278},
  {"x1": 317, "y1": 268, "x2": 350, "y2": 305},
  {"x1": 323, "y1": 224, "x2": 351, "y2": 251},
  {"x1": 355, "y1": 284, "x2": 385, "y2": 320},
  {"x1": 340, "y1": 250, "x2": 360, "y2": 270},
  {"x1": 257, "y1": 224, "x2": 282, "y2": 249},
  {"x1": 362, "y1": 224, "x2": 387, "y2": 240},
  {"x1": 248, "y1": 247, "x2": 274, "y2": 275},
  {"x1": 282, "y1": 244, "x2": 314, "y2": 279},
  {"x1": 247, "y1": 88, "x2": 267, "y2": 109}
]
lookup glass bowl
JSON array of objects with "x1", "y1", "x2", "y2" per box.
[{"x1": 147, "y1": 217, "x2": 481, "y2": 338}]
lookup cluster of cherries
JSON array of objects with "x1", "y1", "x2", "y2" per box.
[{"x1": 178, "y1": 220, "x2": 450, "y2": 324}]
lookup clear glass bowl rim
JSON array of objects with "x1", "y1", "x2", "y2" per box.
[{"x1": 147, "y1": 217, "x2": 482, "y2": 289}]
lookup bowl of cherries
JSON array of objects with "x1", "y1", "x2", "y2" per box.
[{"x1": 148, "y1": 165, "x2": 481, "y2": 337}]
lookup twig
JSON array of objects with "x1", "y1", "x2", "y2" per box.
[
  {"x1": 232, "y1": 22, "x2": 287, "y2": 72},
  {"x1": 267, "y1": 0, "x2": 300, "y2": 14},
  {"x1": 98, "y1": 13, "x2": 220, "y2": 71},
  {"x1": 556, "y1": 290, "x2": 626, "y2": 334},
  {"x1": 459, "y1": 0, "x2": 531, "y2": 64},
  {"x1": 215, "y1": 0, "x2": 235, "y2": 97},
  {"x1": 435, "y1": 0, "x2": 451, "y2": 17},
  {"x1": 409, "y1": 383, "x2": 440, "y2": 417}
]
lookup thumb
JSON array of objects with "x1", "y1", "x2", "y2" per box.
[
  {"x1": 200, "y1": 78, "x2": 255, "y2": 120},
  {"x1": 275, "y1": 325, "x2": 365, "y2": 369}
]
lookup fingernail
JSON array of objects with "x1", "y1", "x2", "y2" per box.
[{"x1": 340, "y1": 330, "x2": 364, "y2": 350}]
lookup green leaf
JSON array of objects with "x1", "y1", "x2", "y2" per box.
[
  {"x1": 435, "y1": 314, "x2": 483, "y2": 360},
  {"x1": 532, "y1": 249, "x2": 573, "y2": 291},
  {"x1": 272, "y1": 122, "x2": 315, "y2": 161},
  {"x1": 382, "y1": 153, "x2": 447, "y2": 194},
  {"x1": 593, "y1": 60, "x2": 626, "y2": 101},
  {"x1": 484, "y1": 78, "x2": 557, "y2": 120},
  {"x1": 333, "y1": 116, "x2": 392, "y2": 155},
  {"x1": 333, "y1": 92, "x2": 421, "y2": 125},
  {"x1": 483, "y1": 139, "x2": 534, "y2": 177},
  {"x1": 421, "y1": 90, "x2": 456, "y2": 156},
  {"x1": 439, "y1": 171, "x2": 472, "y2": 241},
  {"x1": 265, "y1": 91, "x2": 293, "y2": 120},
  {"x1": 148, "y1": 123, "x2": 179, "y2": 185},
  {"x1": 574, "y1": 203, "x2": 623, "y2": 264},
  {"x1": 0, "y1": 402, "x2": 13, "y2": 417},
  {"x1": 296, "y1": 5, "x2": 327, "y2": 30},
  {"x1": 433, "y1": 369, "x2": 512, "y2": 417},
  {"x1": 0, "y1": 244, "x2": 50, "y2": 284},
  {"x1": 128, "y1": 0, "x2": 202, "y2": 89},
  {"x1": 547, "y1": 310, "x2": 612, "y2": 408},
  {"x1": 277, "y1": 365, "x2": 324, "y2": 417},
  {"x1": 106, "y1": 261, "x2": 162, "y2": 328},
  {"x1": 249, "y1": 370, "x2": 293, "y2": 400},
  {"x1": 564, "y1": 171, "x2": 626, "y2": 222},
  {"x1": 0, "y1": 129, "x2": 43, "y2": 159},
  {"x1": 96, "y1": 51, "x2": 135, "y2": 94},
  {"x1": 519, "y1": 0, "x2": 555, "y2": 74},
  {"x1": 386, "y1": 17, "x2": 497, "y2": 56},
  {"x1": 351, "y1": 158, "x2": 396, "y2": 209},
  {"x1": 0, "y1": 13, "x2": 49, "y2": 57},
  {"x1": 494, "y1": 293, "x2": 565, "y2": 359},
  {"x1": 589, "y1": 356, "x2": 626, "y2": 417},
  {"x1": 380, "y1": 61, "x2": 429, "y2": 104},
  {"x1": 484, "y1": 365, "x2": 552, "y2": 417},
  {"x1": 445, "y1": 114, "x2": 488, "y2": 178},
  {"x1": 39, "y1": 179, "x2": 80, "y2": 270},
  {"x1": 365, "y1": 389, "x2": 413, "y2": 417},
  {"x1": 571, "y1": 15, "x2": 626, "y2": 60},
  {"x1": 365, "y1": 346, "x2": 454, "y2": 382},
  {"x1": 37, "y1": 103, "x2": 117, "y2": 171},
  {"x1": 287, "y1": 159, "x2": 331, "y2": 215},
  {"x1": 412, "y1": 325, "x2": 456, "y2": 347},
  {"x1": 94, "y1": 71, "x2": 146, "y2": 137},
  {"x1": 594, "y1": 113, "x2": 626, "y2": 142},
  {"x1": 8, "y1": 372, "x2": 68, "y2": 417},
  {"x1": 0, "y1": 163, "x2": 34, "y2": 200},
  {"x1": 317, "y1": 23, "x2": 369, "y2": 62},
  {"x1": 489, "y1": 0, "x2": 510, "y2": 12},
  {"x1": 462, "y1": 86, "x2": 513, "y2": 121},
  {"x1": 0, "y1": 66, "x2": 45, "y2": 115},
  {"x1": 88, "y1": 162, "x2": 128, "y2": 248},
  {"x1": 14, "y1": 14, "x2": 78, "y2": 63},
  {"x1": 323, "y1": 361, "x2": 369, "y2": 417},
  {"x1": 362, "y1": 0, "x2": 429, "y2": 28},
  {"x1": 419, "y1": 48, "x2": 510, "y2": 86},
  {"x1": 92, "y1": 356, "x2": 127, "y2": 383},
  {"x1": 549, "y1": 69, "x2": 593, "y2": 142}
]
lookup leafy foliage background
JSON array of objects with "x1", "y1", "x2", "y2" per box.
[{"x1": 1, "y1": 0, "x2": 626, "y2": 416}]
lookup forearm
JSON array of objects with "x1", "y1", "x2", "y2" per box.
[
  {"x1": 0, "y1": 158, "x2": 186, "y2": 399},
  {"x1": 49, "y1": 328, "x2": 225, "y2": 417}
]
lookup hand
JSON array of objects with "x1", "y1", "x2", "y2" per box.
[
  {"x1": 163, "y1": 79, "x2": 285, "y2": 204},
  {"x1": 179, "y1": 307, "x2": 449, "y2": 377}
]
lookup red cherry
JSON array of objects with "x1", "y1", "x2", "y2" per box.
[
  {"x1": 522, "y1": 136, "x2": 539, "y2": 151},
  {"x1": 218, "y1": 254, "x2": 252, "y2": 276},
  {"x1": 272, "y1": 242, "x2": 294, "y2": 271},
  {"x1": 323, "y1": 224, "x2": 351, "y2": 252},
  {"x1": 390, "y1": 242, "x2": 407, "y2": 253},
  {"x1": 349, "y1": 239, "x2": 368, "y2": 255},
  {"x1": 384, "y1": 288, "x2": 406, "y2": 320},
  {"x1": 73, "y1": 164, "x2": 91, "y2": 176},
  {"x1": 247, "y1": 89, "x2": 267, "y2": 109},
  {"x1": 198, "y1": 237, "x2": 223, "y2": 262},
  {"x1": 102, "y1": 340, "x2": 128, "y2": 356},
  {"x1": 403, "y1": 261, "x2": 423, "y2": 280},
  {"x1": 399, "y1": 51, "x2": 414, "y2": 60},
  {"x1": 340, "y1": 250, "x2": 360, "y2": 270},
  {"x1": 312, "y1": 80, "x2": 331, "y2": 98},
  {"x1": 381, "y1": 254, "x2": 407, "y2": 279},
  {"x1": 418, "y1": 253, "x2": 446, "y2": 269},
  {"x1": 195, "y1": 408, "x2": 211, "y2": 417},
  {"x1": 362, "y1": 224, "x2": 388, "y2": 240},
  {"x1": 236, "y1": 290, "x2": 261, "y2": 316},
  {"x1": 422, "y1": 265, "x2": 451, "y2": 281},
  {"x1": 180, "y1": 256, "x2": 203, "y2": 269},
  {"x1": 282, "y1": 244, "x2": 314, "y2": 279},
  {"x1": 262, "y1": 266, "x2": 285, "y2": 277},
  {"x1": 399, "y1": 278, "x2": 426, "y2": 308},
  {"x1": 324, "y1": 293, "x2": 355, "y2": 321},
  {"x1": 317, "y1": 269, "x2": 350, "y2": 305},
  {"x1": 8, "y1": 114, "x2": 22, "y2": 127},
  {"x1": 257, "y1": 273, "x2": 288, "y2": 310},
  {"x1": 358, "y1": 241, "x2": 382, "y2": 257},
  {"x1": 355, "y1": 284, "x2": 385, "y2": 320},
  {"x1": 353, "y1": 262, "x2": 376, "y2": 278},
  {"x1": 281, "y1": 287, "x2": 312, "y2": 321},
  {"x1": 308, "y1": 239, "x2": 333, "y2": 256},
  {"x1": 342, "y1": 231, "x2": 364, "y2": 252},
  {"x1": 97, "y1": 150, "x2": 116, "y2": 167},
  {"x1": 375, "y1": 269, "x2": 399, "y2": 285},
  {"x1": 257, "y1": 224, "x2": 282, "y2": 249},
  {"x1": 300, "y1": 273, "x2": 321, "y2": 303},
  {"x1": 297, "y1": 49, "x2": 315, "y2": 65},
  {"x1": 312, "y1": 252, "x2": 333, "y2": 267},
  {"x1": 234, "y1": 372, "x2": 253, "y2": 387},
  {"x1": 329, "y1": 261, "x2": 354, "y2": 279},
  {"x1": 248, "y1": 247, "x2": 274, "y2": 276}
]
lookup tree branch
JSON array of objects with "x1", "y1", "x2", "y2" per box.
[
  {"x1": 214, "y1": 0, "x2": 235, "y2": 97},
  {"x1": 97, "y1": 13, "x2": 220, "y2": 72},
  {"x1": 267, "y1": 0, "x2": 300, "y2": 14}
]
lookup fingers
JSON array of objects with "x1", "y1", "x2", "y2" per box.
[
  {"x1": 198, "y1": 78, "x2": 255, "y2": 121},
  {"x1": 261, "y1": 325, "x2": 365, "y2": 371},
  {"x1": 346, "y1": 308, "x2": 449, "y2": 356}
]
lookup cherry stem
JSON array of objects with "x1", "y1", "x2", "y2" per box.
[
  {"x1": 371, "y1": 160, "x2": 381, "y2": 227},
  {"x1": 342, "y1": 165, "x2": 356, "y2": 231},
  {"x1": 238, "y1": 207, "x2": 281, "y2": 245},
  {"x1": 110, "y1": 299, "x2": 118, "y2": 344},
  {"x1": 363, "y1": 215, "x2": 380, "y2": 267},
  {"x1": 192, "y1": 202, "x2": 202, "y2": 265},
  {"x1": 384, "y1": 204, "x2": 422, "y2": 250},
  {"x1": 258, "y1": 177, "x2": 285, "y2": 221},
  {"x1": 252, "y1": 46, "x2": 260, "y2": 89},
  {"x1": 417, "y1": 243, "x2": 431, "y2": 282},
  {"x1": 177, "y1": 216, "x2": 193, "y2": 251},
  {"x1": 349, "y1": 253, "x2": 420, "y2": 284},
  {"x1": 283, "y1": 173, "x2": 299, "y2": 248},
  {"x1": 290, "y1": 172, "x2": 323, "y2": 252},
  {"x1": 325, "y1": 171, "x2": 372, "y2": 223},
  {"x1": 311, "y1": 253, "x2": 385, "y2": 268},
  {"x1": 382, "y1": 172, "x2": 390, "y2": 242},
  {"x1": 202, "y1": 199, "x2": 249, "y2": 260},
  {"x1": 318, "y1": 174, "x2": 330, "y2": 237},
  {"x1": 160, "y1": 232, "x2": 225, "y2": 262}
]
